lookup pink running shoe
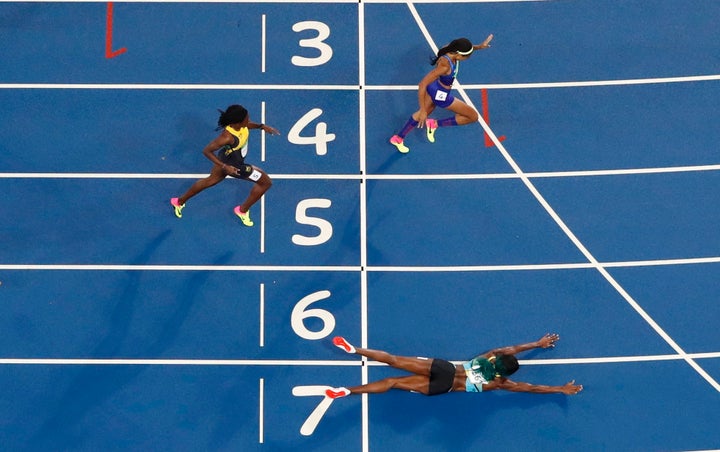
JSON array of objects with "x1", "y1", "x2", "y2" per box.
[
  {"x1": 389, "y1": 135, "x2": 409, "y2": 153},
  {"x1": 325, "y1": 387, "x2": 351, "y2": 399},
  {"x1": 332, "y1": 336, "x2": 356, "y2": 354},
  {"x1": 233, "y1": 206, "x2": 254, "y2": 227},
  {"x1": 170, "y1": 198, "x2": 185, "y2": 218},
  {"x1": 425, "y1": 118, "x2": 438, "y2": 143}
]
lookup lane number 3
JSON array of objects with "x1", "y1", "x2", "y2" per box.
[{"x1": 291, "y1": 21, "x2": 333, "y2": 67}]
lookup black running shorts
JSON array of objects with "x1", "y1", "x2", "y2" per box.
[{"x1": 428, "y1": 359, "x2": 456, "y2": 395}]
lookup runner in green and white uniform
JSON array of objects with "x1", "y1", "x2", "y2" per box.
[{"x1": 324, "y1": 333, "x2": 583, "y2": 399}]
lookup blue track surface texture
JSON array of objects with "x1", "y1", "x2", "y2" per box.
[{"x1": 1, "y1": 1, "x2": 719, "y2": 451}]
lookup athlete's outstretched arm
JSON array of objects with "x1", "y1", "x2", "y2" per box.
[
  {"x1": 473, "y1": 34, "x2": 494, "y2": 50},
  {"x1": 486, "y1": 378, "x2": 583, "y2": 395},
  {"x1": 248, "y1": 121, "x2": 280, "y2": 135},
  {"x1": 482, "y1": 333, "x2": 560, "y2": 357}
]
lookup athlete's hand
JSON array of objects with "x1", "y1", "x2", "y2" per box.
[
  {"x1": 416, "y1": 111, "x2": 428, "y2": 127},
  {"x1": 479, "y1": 34, "x2": 494, "y2": 49},
  {"x1": 561, "y1": 380, "x2": 583, "y2": 395},
  {"x1": 221, "y1": 164, "x2": 239, "y2": 176},
  {"x1": 537, "y1": 333, "x2": 560, "y2": 348},
  {"x1": 262, "y1": 125, "x2": 280, "y2": 136}
]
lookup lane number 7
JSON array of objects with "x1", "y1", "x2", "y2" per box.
[{"x1": 292, "y1": 385, "x2": 336, "y2": 436}]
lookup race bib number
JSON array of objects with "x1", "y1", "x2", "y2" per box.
[
  {"x1": 248, "y1": 169, "x2": 262, "y2": 182},
  {"x1": 467, "y1": 371, "x2": 488, "y2": 385},
  {"x1": 434, "y1": 91, "x2": 448, "y2": 102}
]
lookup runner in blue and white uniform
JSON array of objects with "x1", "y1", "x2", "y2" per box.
[{"x1": 390, "y1": 35, "x2": 494, "y2": 153}]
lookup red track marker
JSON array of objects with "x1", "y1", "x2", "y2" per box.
[
  {"x1": 105, "y1": 2, "x2": 127, "y2": 59},
  {"x1": 481, "y1": 88, "x2": 506, "y2": 147}
]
